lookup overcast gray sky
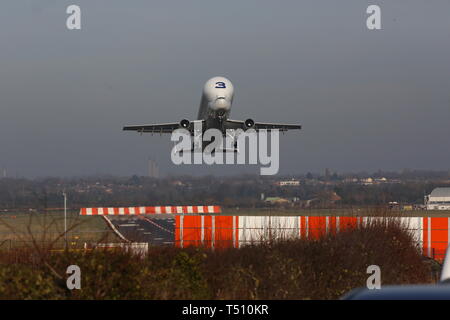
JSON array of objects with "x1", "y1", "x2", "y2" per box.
[{"x1": 0, "y1": 0, "x2": 449, "y2": 177}]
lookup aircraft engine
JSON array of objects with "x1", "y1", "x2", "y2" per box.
[
  {"x1": 179, "y1": 119, "x2": 190, "y2": 129},
  {"x1": 244, "y1": 119, "x2": 255, "y2": 129}
]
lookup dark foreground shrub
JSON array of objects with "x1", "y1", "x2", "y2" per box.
[
  {"x1": 204, "y1": 218, "x2": 432, "y2": 299},
  {"x1": 0, "y1": 218, "x2": 434, "y2": 299},
  {"x1": 0, "y1": 264, "x2": 64, "y2": 299}
]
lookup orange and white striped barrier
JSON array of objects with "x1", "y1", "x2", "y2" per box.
[
  {"x1": 172, "y1": 215, "x2": 450, "y2": 261},
  {"x1": 82, "y1": 211, "x2": 450, "y2": 261},
  {"x1": 79, "y1": 205, "x2": 221, "y2": 216}
]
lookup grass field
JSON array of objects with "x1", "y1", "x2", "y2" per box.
[{"x1": 0, "y1": 211, "x2": 119, "y2": 249}]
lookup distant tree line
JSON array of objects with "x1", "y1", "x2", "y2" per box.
[{"x1": 0, "y1": 171, "x2": 449, "y2": 210}]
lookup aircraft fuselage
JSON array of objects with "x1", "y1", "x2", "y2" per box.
[{"x1": 197, "y1": 76, "x2": 234, "y2": 131}]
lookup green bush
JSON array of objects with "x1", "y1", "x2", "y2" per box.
[{"x1": 0, "y1": 264, "x2": 64, "y2": 299}]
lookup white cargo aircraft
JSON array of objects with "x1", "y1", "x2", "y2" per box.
[{"x1": 123, "y1": 76, "x2": 302, "y2": 136}]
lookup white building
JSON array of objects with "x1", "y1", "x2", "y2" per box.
[
  {"x1": 276, "y1": 180, "x2": 300, "y2": 187},
  {"x1": 426, "y1": 187, "x2": 450, "y2": 210},
  {"x1": 360, "y1": 177, "x2": 373, "y2": 185}
]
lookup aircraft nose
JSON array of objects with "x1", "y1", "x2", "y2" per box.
[{"x1": 211, "y1": 97, "x2": 231, "y2": 110}]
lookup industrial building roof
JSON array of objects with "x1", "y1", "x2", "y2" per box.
[{"x1": 430, "y1": 187, "x2": 450, "y2": 198}]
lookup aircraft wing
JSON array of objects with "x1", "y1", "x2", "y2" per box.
[
  {"x1": 123, "y1": 122, "x2": 181, "y2": 134},
  {"x1": 123, "y1": 120, "x2": 206, "y2": 134},
  {"x1": 224, "y1": 119, "x2": 302, "y2": 132}
]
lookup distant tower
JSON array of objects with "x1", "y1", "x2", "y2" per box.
[
  {"x1": 148, "y1": 159, "x2": 160, "y2": 178},
  {"x1": 325, "y1": 168, "x2": 331, "y2": 180}
]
